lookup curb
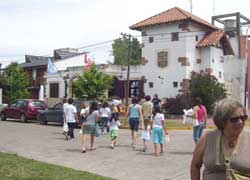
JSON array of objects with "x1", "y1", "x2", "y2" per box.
[{"x1": 119, "y1": 125, "x2": 215, "y2": 131}]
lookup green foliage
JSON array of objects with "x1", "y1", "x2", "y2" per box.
[
  {"x1": 2, "y1": 63, "x2": 29, "y2": 102},
  {"x1": 189, "y1": 73, "x2": 227, "y2": 113},
  {"x1": 72, "y1": 64, "x2": 113, "y2": 99},
  {"x1": 112, "y1": 36, "x2": 141, "y2": 65}
]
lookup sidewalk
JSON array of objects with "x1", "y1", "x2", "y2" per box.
[{"x1": 0, "y1": 121, "x2": 196, "y2": 180}]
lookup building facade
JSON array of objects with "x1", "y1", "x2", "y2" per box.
[{"x1": 129, "y1": 7, "x2": 250, "y2": 105}]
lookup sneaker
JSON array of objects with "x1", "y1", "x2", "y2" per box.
[
  {"x1": 81, "y1": 148, "x2": 86, "y2": 153},
  {"x1": 110, "y1": 144, "x2": 114, "y2": 149},
  {"x1": 63, "y1": 132, "x2": 69, "y2": 140}
]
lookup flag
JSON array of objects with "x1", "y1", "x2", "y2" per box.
[
  {"x1": 84, "y1": 53, "x2": 92, "y2": 71},
  {"x1": 47, "y1": 58, "x2": 58, "y2": 74}
]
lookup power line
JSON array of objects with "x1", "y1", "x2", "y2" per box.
[{"x1": 0, "y1": 29, "x2": 218, "y2": 60}]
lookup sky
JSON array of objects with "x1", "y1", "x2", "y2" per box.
[{"x1": 0, "y1": 0, "x2": 249, "y2": 68}]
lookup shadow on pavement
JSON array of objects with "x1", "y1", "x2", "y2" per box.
[{"x1": 168, "y1": 151, "x2": 193, "y2": 155}]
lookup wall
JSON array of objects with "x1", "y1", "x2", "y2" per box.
[
  {"x1": 54, "y1": 54, "x2": 86, "y2": 71},
  {"x1": 140, "y1": 22, "x2": 214, "y2": 99},
  {"x1": 223, "y1": 56, "x2": 245, "y2": 105}
]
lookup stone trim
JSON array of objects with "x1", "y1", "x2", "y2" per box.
[{"x1": 178, "y1": 57, "x2": 190, "y2": 66}]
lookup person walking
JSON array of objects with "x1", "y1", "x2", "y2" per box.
[
  {"x1": 62, "y1": 96, "x2": 69, "y2": 134},
  {"x1": 192, "y1": 97, "x2": 207, "y2": 144},
  {"x1": 191, "y1": 98, "x2": 250, "y2": 179},
  {"x1": 64, "y1": 98, "x2": 78, "y2": 140},
  {"x1": 126, "y1": 97, "x2": 143, "y2": 148},
  {"x1": 109, "y1": 113, "x2": 121, "y2": 149},
  {"x1": 79, "y1": 102, "x2": 89, "y2": 134},
  {"x1": 81, "y1": 101, "x2": 99, "y2": 153},
  {"x1": 99, "y1": 102, "x2": 111, "y2": 134},
  {"x1": 152, "y1": 106, "x2": 167, "y2": 156},
  {"x1": 141, "y1": 95, "x2": 153, "y2": 152},
  {"x1": 152, "y1": 94, "x2": 161, "y2": 111}
]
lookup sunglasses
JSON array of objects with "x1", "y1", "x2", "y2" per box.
[{"x1": 229, "y1": 115, "x2": 248, "y2": 123}]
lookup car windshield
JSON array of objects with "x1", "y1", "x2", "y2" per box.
[
  {"x1": 30, "y1": 101, "x2": 46, "y2": 107},
  {"x1": 53, "y1": 103, "x2": 63, "y2": 109}
]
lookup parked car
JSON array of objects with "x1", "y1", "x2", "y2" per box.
[
  {"x1": 0, "y1": 99, "x2": 47, "y2": 123},
  {"x1": 37, "y1": 99, "x2": 99, "y2": 125},
  {"x1": 0, "y1": 104, "x2": 7, "y2": 113}
]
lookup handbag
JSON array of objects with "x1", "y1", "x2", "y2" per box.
[
  {"x1": 94, "y1": 123, "x2": 100, "y2": 137},
  {"x1": 63, "y1": 122, "x2": 69, "y2": 132},
  {"x1": 182, "y1": 109, "x2": 199, "y2": 126},
  {"x1": 224, "y1": 157, "x2": 250, "y2": 180},
  {"x1": 182, "y1": 115, "x2": 199, "y2": 127},
  {"x1": 215, "y1": 131, "x2": 250, "y2": 180},
  {"x1": 165, "y1": 134, "x2": 170, "y2": 144}
]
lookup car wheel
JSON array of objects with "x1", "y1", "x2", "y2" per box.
[
  {"x1": 1, "y1": 113, "x2": 6, "y2": 121},
  {"x1": 40, "y1": 119, "x2": 48, "y2": 125},
  {"x1": 39, "y1": 115, "x2": 48, "y2": 125},
  {"x1": 20, "y1": 114, "x2": 27, "y2": 123}
]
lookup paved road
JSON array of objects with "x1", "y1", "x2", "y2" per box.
[{"x1": 0, "y1": 120, "x2": 206, "y2": 180}]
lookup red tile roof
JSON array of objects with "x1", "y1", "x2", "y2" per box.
[
  {"x1": 196, "y1": 30, "x2": 225, "y2": 47},
  {"x1": 196, "y1": 30, "x2": 234, "y2": 55},
  {"x1": 129, "y1": 7, "x2": 218, "y2": 30}
]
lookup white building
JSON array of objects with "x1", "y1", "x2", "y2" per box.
[
  {"x1": 44, "y1": 7, "x2": 250, "y2": 107},
  {"x1": 129, "y1": 7, "x2": 248, "y2": 105}
]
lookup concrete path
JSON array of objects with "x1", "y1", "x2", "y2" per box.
[{"x1": 0, "y1": 120, "x2": 200, "y2": 180}]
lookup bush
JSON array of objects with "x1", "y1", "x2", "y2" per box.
[{"x1": 161, "y1": 95, "x2": 191, "y2": 115}]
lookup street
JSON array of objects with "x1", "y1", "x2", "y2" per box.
[{"x1": 0, "y1": 120, "x2": 214, "y2": 180}]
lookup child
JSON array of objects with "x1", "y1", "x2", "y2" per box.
[
  {"x1": 141, "y1": 118, "x2": 151, "y2": 152},
  {"x1": 112, "y1": 102, "x2": 120, "y2": 121},
  {"x1": 152, "y1": 106, "x2": 167, "y2": 156},
  {"x1": 99, "y1": 102, "x2": 111, "y2": 134},
  {"x1": 109, "y1": 113, "x2": 121, "y2": 149}
]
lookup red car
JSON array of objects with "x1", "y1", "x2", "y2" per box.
[{"x1": 0, "y1": 99, "x2": 47, "y2": 123}]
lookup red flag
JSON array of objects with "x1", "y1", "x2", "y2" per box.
[{"x1": 84, "y1": 53, "x2": 92, "y2": 71}]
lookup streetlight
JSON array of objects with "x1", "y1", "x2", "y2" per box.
[{"x1": 244, "y1": 25, "x2": 250, "y2": 108}]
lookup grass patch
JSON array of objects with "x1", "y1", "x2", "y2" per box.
[
  {"x1": 0, "y1": 152, "x2": 115, "y2": 180},
  {"x1": 119, "y1": 116, "x2": 250, "y2": 130}
]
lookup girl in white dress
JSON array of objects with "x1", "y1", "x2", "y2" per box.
[{"x1": 141, "y1": 120, "x2": 151, "y2": 152}]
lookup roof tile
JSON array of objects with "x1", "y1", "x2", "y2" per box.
[
  {"x1": 196, "y1": 30, "x2": 225, "y2": 47},
  {"x1": 130, "y1": 7, "x2": 218, "y2": 30}
]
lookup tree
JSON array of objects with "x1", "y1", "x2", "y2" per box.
[
  {"x1": 112, "y1": 35, "x2": 141, "y2": 65},
  {"x1": 189, "y1": 72, "x2": 227, "y2": 113},
  {"x1": 2, "y1": 63, "x2": 29, "y2": 102},
  {"x1": 72, "y1": 64, "x2": 113, "y2": 100}
]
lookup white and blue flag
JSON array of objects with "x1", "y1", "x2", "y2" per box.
[{"x1": 47, "y1": 58, "x2": 58, "y2": 74}]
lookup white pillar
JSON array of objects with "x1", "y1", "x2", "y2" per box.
[
  {"x1": 0, "y1": 88, "x2": 2, "y2": 104},
  {"x1": 39, "y1": 85, "x2": 44, "y2": 101}
]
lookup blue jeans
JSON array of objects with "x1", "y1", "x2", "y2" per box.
[
  {"x1": 193, "y1": 122, "x2": 204, "y2": 144},
  {"x1": 100, "y1": 117, "x2": 109, "y2": 133}
]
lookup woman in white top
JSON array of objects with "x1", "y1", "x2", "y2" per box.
[
  {"x1": 99, "y1": 102, "x2": 111, "y2": 134},
  {"x1": 152, "y1": 106, "x2": 167, "y2": 156}
]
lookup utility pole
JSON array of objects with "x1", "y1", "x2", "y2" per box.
[
  {"x1": 212, "y1": 0, "x2": 216, "y2": 16},
  {"x1": 190, "y1": 0, "x2": 193, "y2": 13},
  {"x1": 121, "y1": 33, "x2": 132, "y2": 106}
]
